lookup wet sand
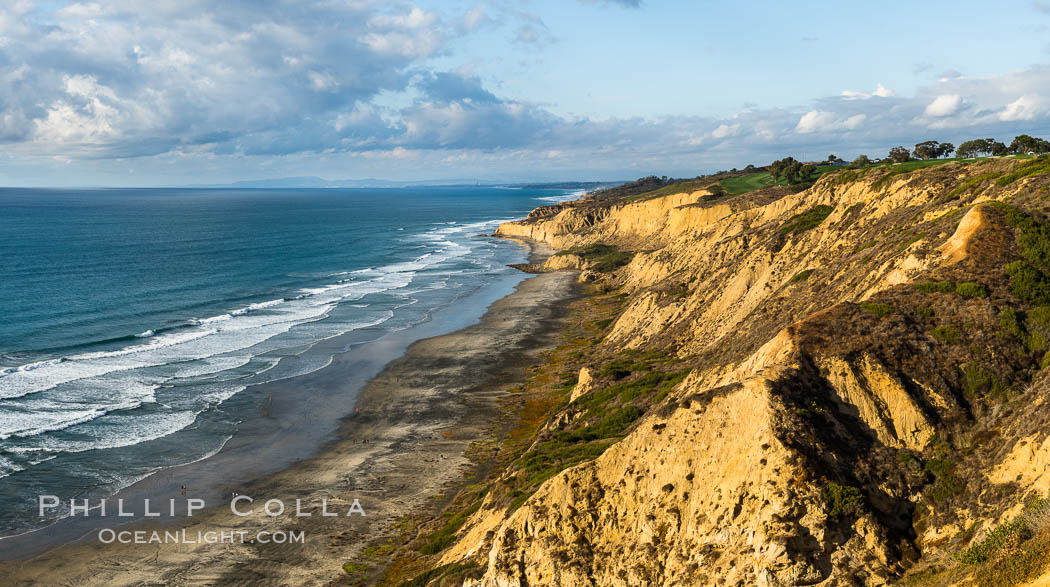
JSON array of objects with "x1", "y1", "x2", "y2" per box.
[{"x1": 0, "y1": 239, "x2": 578, "y2": 586}]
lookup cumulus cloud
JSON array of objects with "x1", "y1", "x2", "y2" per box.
[
  {"x1": 0, "y1": 1, "x2": 455, "y2": 157},
  {"x1": 1000, "y1": 94, "x2": 1048, "y2": 121},
  {"x1": 711, "y1": 124, "x2": 740, "y2": 139},
  {"x1": 924, "y1": 94, "x2": 962, "y2": 117},
  {"x1": 796, "y1": 111, "x2": 866, "y2": 133}
]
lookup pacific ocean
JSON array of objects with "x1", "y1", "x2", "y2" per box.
[{"x1": 0, "y1": 185, "x2": 575, "y2": 540}]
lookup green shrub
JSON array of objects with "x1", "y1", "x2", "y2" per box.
[
  {"x1": 915, "y1": 281, "x2": 955, "y2": 293},
  {"x1": 925, "y1": 457, "x2": 955, "y2": 477},
  {"x1": 860, "y1": 302, "x2": 893, "y2": 317},
  {"x1": 560, "y1": 406, "x2": 643, "y2": 443},
  {"x1": 555, "y1": 244, "x2": 633, "y2": 272},
  {"x1": 916, "y1": 307, "x2": 935, "y2": 319},
  {"x1": 960, "y1": 519, "x2": 1031, "y2": 565},
  {"x1": 1001, "y1": 306, "x2": 1050, "y2": 353},
  {"x1": 962, "y1": 362, "x2": 1005, "y2": 399},
  {"x1": 996, "y1": 156, "x2": 1050, "y2": 187},
  {"x1": 956, "y1": 282, "x2": 989, "y2": 298},
  {"x1": 780, "y1": 205, "x2": 834, "y2": 234},
  {"x1": 342, "y1": 562, "x2": 370, "y2": 575},
  {"x1": 926, "y1": 474, "x2": 963, "y2": 504},
  {"x1": 1008, "y1": 261, "x2": 1050, "y2": 306},
  {"x1": 1004, "y1": 206, "x2": 1050, "y2": 270},
  {"x1": 944, "y1": 172, "x2": 1003, "y2": 200},
  {"x1": 789, "y1": 269, "x2": 813, "y2": 283},
  {"x1": 594, "y1": 318, "x2": 614, "y2": 329},
  {"x1": 823, "y1": 482, "x2": 864, "y2": 517},
  {"x1": 600, "y1": 359, "x2": 645, "y2": 380},
  {"x1": 930, "y1": 325, "x2": 961, "y2": 344},
  {"x1": 418, "y1": 500, "x2": 483, "y2": 555}
]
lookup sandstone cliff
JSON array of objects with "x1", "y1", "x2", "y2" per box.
[{"x1": 409, "y1": 158, "x2": 1050, "y2": 586}]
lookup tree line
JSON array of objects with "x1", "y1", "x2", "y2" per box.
[{"x1": 879, "y1": 134, "x2": 1050, "y2": 164}]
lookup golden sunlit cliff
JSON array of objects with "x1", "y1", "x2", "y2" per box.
[{"x1": 386, "y1": 157, "x2": 1050, "y2": 586}]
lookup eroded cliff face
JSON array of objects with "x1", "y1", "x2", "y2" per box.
[{"x1": 435, "y1": 159, "x2": 1050, "y2": 586}]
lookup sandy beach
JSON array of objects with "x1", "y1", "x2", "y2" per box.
[{"x1": 0, "y1": 239, "x2": 578, "y2": 586}]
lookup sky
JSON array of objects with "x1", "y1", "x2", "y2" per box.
[{"x1": 1, "y1": 0, "x2": 1050, "y2": 186}]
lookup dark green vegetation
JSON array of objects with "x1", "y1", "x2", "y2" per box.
[
  {"x1": 914, "y1": 281, "x2": 955, "y2": 294},
  {"x1": 860, "y1": 301, "x2": 894, "y2": 317},
  {"x1": 913, "y1": 140, "x2": 955, "y2": 160},
  {"x1": 779, "y1": 205, "x2": 834, "y2": 234},
  {"x1": 955, "y1": 282, "x2": 988, "y2": 298},
  {"x1": 1003, "y1": 205, "x2": 1050, "y2": 306},
  {"x1": 960, "y1": 518, "x2": 1031, "y2": 565},
  {"x1": 913, "y1": 280, "x2": 988, "y2": 298},
  {"x1": 997, "y1": 155, "x2": 1050, "y2": 187},
  {"x1": 888, "y1": 146, "x2": 912, "y2": 163},
  {"x1": 930, "y1": 325, "x2": 960, "y2": 344},
  {"x1": 418, "y1": 500, "x2": 483, "y2": 555},
  {"x1": 957, "y1": 138, "x2": 1009, "y2": 158},
  {"x1": 1000, "y1": 306, "x2": 1050, "y2": 355},
  {"x1": 789, "y1": 269, "x2": 814, "y2": 283},
  {"x1": 555, "y1": 243, "x2": 633, "y2": 272},
  {"x1": 1009, "y1": 134, "x2": 1050, "y2": 155},
  {"x1": 823, "y1": 482, "x2": 864, "y2": 517},
  {"x1": 769, "y1": 156, "x2": 817, "y2": 185}
]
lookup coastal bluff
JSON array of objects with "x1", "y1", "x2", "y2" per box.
[{"x1": 412, "y1": 158, "x2": 1050, "y2": 585}]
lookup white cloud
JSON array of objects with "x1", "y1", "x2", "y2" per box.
[
  {"x1": 841, "y1": 83, "x2": 894, "y2": 100},
  {"x1": 873, "y1": 83, "x2": 895, "y2": 97},
  {"x1": 711, "y1": 124, "x2": 739, "y2": 138},
  {"x1": 796, "y1": 110, "x2": 866, "y2": 133},
  {"x1": 924, "y1": 94, "x2": 962, "y2": 117},
  {"x1": 1000, "y1": 94, "x2": 1046, "y2": 121}
]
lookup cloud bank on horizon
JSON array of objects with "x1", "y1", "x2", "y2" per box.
[{"x1": 0, "y1": 0, "x2": 1049, "y2": 185}]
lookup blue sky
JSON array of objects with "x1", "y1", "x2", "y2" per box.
[{"x1": 1, "y1": 0, "x2": 1049, "y2": 186}]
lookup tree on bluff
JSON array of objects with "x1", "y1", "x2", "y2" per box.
[
  {"x1": 1010, "y1": 134, "x2": 1050, "y2": 155},
  {"x1": 958, "y1": 138, "x2": 1009, "y2": 158},
  {"x1": 851, "y1": 154, "x2": 871, "y2": 167},
  {"x1": 913, "y1": 140, "x2": 955, "y2": 160},
  {"x1": 887, "y1": 146, "x2": 912, "y2": 163},
  {"x1": 769, "y1": 157, "x2": 816, "y2": 185}
]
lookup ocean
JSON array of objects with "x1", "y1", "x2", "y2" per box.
[{"x1": 0, "y1": 185, "x2": 573, "y2": 540}]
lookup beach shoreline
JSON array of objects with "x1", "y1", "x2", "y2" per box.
[{"x1": 0, "y1": 237, "x2": 578, "y2": 585}]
